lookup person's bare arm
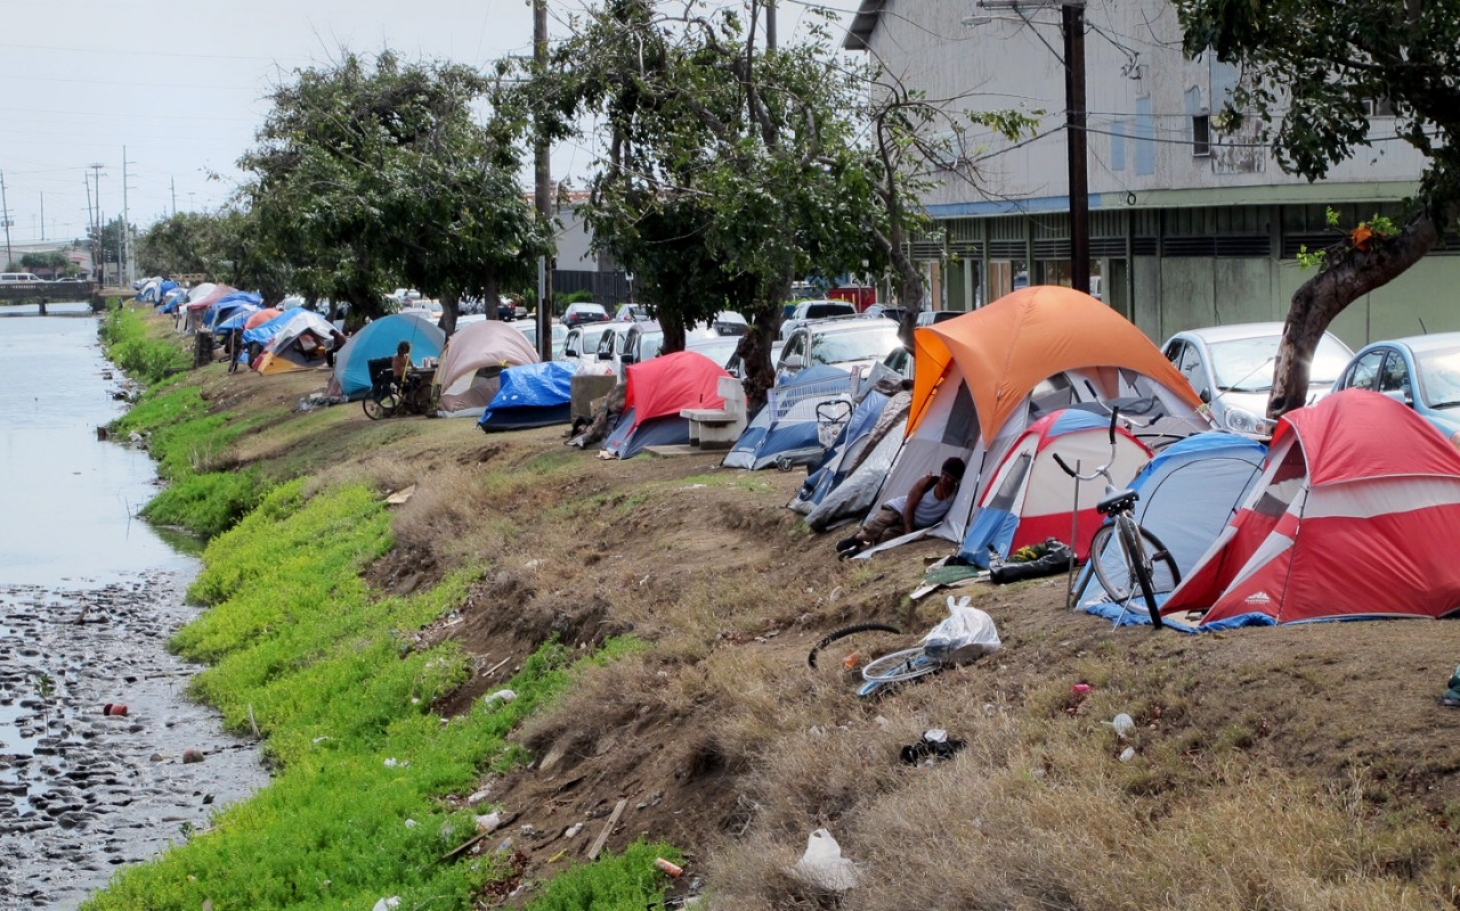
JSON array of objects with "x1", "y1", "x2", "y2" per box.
[{"x1": 901, "y1": 475, "x2": 934, "y2": 532}]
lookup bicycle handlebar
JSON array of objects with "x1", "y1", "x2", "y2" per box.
[
  {"x1": 1053, "y1": 452, "x2": 1076, "y2": 478},
  {"x1": 1108, "y1": 406, "x2": 1120, "y2": 445}
]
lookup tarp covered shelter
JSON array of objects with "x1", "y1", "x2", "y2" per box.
[
  {"x1": 205, "y1": 291, "x2": 264, "y2": 330},
  {"x1": 243, "y1": 307, "x2": 283, "y2": 333},
  {"x1": 790, "y1": 368, "x2": 906, "y2": 519},
  {"x1": 1163, "y1": 390, "x2": 1460, "y2": 627},
  {"x1": 1080, "y1": 432, "x2": 1267, "y2": 624},
  {"x1": 960, "y1": 409, "x2": 1151, "y2": 566},
  {"x1": 327, "y1": 314, "x2": 445, "y2": 400},
  {"x1": 722, "y1": 364, "x2": 859, "y2": 470},
  {"x1": 478, "y1": 361, "x2": 578, "y2": 432},
  {"x1": 255, "y1": 309, "x2": 338, "y2": 375},
  {"x1": 864, "y1": 285, "x2": 1207, "y2": 552},
  {"x1": 604, "y1": 351, "x2": 729, "y2": 458},
  {"x1": 436, "y1": 320, "x2": 539, "y2": 417}
]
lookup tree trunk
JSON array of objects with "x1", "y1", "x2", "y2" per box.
[
  {"x1": 440, "y1": 291, "x2": 460, "y2": 338},
  {"x1": 1268, "y1": 210, "x2": 1439, "y2": 418}
]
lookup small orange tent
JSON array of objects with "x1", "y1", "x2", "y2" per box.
[{"x1": 244, "y1": 307, "x2": 282, "y2": 330}]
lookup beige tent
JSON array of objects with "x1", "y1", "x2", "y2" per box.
[{"x1": 437, "y1": 321, "x2": 540, "y2": 416}]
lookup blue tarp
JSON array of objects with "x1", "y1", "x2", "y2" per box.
[
  {"x1": 205, "y1": 291, "x2": 264, "y2": 329},
  {"x1": 604, "y1": 408, "x2": 690, "y2": 458},
  {"x1": 216, "y1": 304, "x2": 262, "y2": 332},
  {"x1": 159, "y1": 287, "x2": 189, "y2": 314},
  {"x1": 722, "y1": 364, "x2": 856, "y2": 470},
  {"x1": 478, "y1": 361, "x2": 577, "y2": 432},
  {"x1": 242, "y1": 307, "x2": 306, "y2": 346}
]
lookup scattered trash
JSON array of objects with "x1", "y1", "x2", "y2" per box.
[
  {"x1": 384, "y1": 485, "x2": 417, "y2": 506},
  {"x1": 404, "y1": 819, "x2": 419, "y2": 828},
  {"x1": 921, "y1": 596, "x2": 1001, "y2": 665},
  {"x1": 384, "y1": 757, "x2": 409, "y2": 768},
  {"x1": 483, "y1": 689, "x2": 517, "y2": 707},
  {"x1": 841, "y1": 652, "x2": 861, "y2": 668},
  {"x1": 899, "y1": 729, "x2": 967, "y2": 765},
  {"x1": 372, "y1": 898, "x2": 401, "y2": 911},
  {"x1": 564, "y1": 822, "x2": 583, "y2": 838},
  {"x1": 1071, "y1": 683, "x2": 1092, "y2": 695},
  {"x1": 654, "y1": 857, "x2": 684, "y2": 878},
  {"x1": 1119, "y1": 747, "x2": 1136, "y2": 762},
  {"x1": 102, "y1": 703, "x2": 128, "y2": 717},
  {"x1": 476, "y1": 811, "x2": 503, "y2": 833},
  {"x1": 182, "y1": 749, "x2": 205, "y2": 764},
  {"x1": 1105, "y1": 713, "x2": 1135, "y2": 738},
  {"x1": 1442, "y1": 664, "x2": 1460, "y2": 707},
  {"x1": 792, "y1": 828, "x2": 859, "y2": 892}
]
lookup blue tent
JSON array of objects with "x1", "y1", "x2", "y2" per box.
[
  {"x1": 1080, "y1": 431, "x2": 1267, "y2": 627},
  {"x1": 478, "y1": 361, "x2": 577, "y2": 432},
  {"x1": 205, "y1": 291, "x2": 264, "y2": 329},
  {"x1": 159, "y1": 287, "x2": 189, "y2": 314},
  {"x1": 216, "y1": 304, "x2": 262, "y2": 332},
  {"x1": 328, "y1": 314, "x2": 445, "y2": 400},
  {"x1": 721, "y1": 365, "x2": 858, "y2": 470},
  {"x1": 793, "y1": 385, "x2": 895, "y2": 512}
]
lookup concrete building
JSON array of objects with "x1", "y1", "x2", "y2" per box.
[{"x1": 843, "y1": 1, "x2": 1460, "y2": 347}]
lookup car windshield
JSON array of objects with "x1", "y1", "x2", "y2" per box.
[
  {"x1": 1417, "y1": 346, "x2": 1460, "y2": 408},
  {"x1": 687, "y1": 336, "x2": 741, "y2": 367},
  {"x1": 811, "y1": 324, "x2": 901, "y2": 366},
  {"x1": 577, "y1": 326, "x2": 611, "y2": 353},
  {"x1": 1209, "y1": 334, "x2": 1351, "y2": 391}
]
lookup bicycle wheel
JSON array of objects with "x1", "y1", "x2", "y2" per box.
[
  {"x1": 861, "y1": 647, "x2": 943, "y2": 685},
  {"x1": 1089, "y1": 522, "x2": 1180, "y2": 610},
  {"x1": 363, "y1": 395, "x2": 386, "y2": 420},
  {"x1": 1118, "y1": 519, "x2": 1165, "y2": 629}
]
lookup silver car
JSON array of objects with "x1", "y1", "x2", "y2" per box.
[{"x1": 1161, "y1": 322, "x2": 1354, "y2": 434}]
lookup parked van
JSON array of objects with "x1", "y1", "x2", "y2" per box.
[{"x1": 0, "y1": 272, "x2": 44, "y2": 283}]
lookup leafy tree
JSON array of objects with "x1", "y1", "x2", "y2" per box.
[
  {"x1": 19, "y1": 250, "x2": 72, "y2": 277},
  {"x1": 1174, "y1": 0, "x2": 1460, "y2": 417},
  {"x1": 545, "y1": 1, "x2": 883, "y2": 403},
  {"x1": 239, "y1": 51, "x2": 547, "y2": 332}
]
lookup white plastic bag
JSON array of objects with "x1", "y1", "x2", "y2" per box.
[
  {"x1": 920, "y1": 595, "x2": 1001, "y2": 665},
  {"x1": 791, "y1": 828, "x2": 860, "y2": 892}
]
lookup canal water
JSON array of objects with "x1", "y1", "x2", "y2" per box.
[{"x1": 0, "y1": 304, "x2": 268, "y2": 909}]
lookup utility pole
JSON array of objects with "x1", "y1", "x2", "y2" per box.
[
  {"x1": 533, "y1": 0, "x2": 554, "y2": 361},
  {"x1": 89, "y1": 163, "x2": 107, "y2": 285},
  {"x1": 1062, "y1": 2, "x2": 1089, "y2": 294},
  {"x1": 171, "y1": 176, "x2": 176, "y2": 217},
  {"x1": 766, "y1": 0, "x2": 777, "y2": 51},
  {"x1": 39, "y1": 191, "x2": 44, "y2": 241},
  {"x1": 0, "y1": 170, "x2": 12, "y2": 268},
  {"x1": 122, "y1": 147, "x2": 130, "y2": 286}
]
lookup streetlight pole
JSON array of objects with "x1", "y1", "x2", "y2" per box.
[{"x1": 533, "y1": 0, "x2": 554, "y2": 362}]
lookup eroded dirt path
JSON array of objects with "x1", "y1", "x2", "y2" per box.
[{"x1": 0, "y1": 572, "x2": 267, "y2": 910}]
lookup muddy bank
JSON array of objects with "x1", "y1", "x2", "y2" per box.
[{"x1": 0, "y1": 571, "x2": 268, "y2": 910}]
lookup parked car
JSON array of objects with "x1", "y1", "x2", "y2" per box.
[
  {"x1": 593, "y1": 322, "x2": 637, "y2": 377},
  {"x1": 882, "y1": 344, "x2": 914, "y2": 380},
  {"x1": 915, "y1": 309, "x2": 965, "y2": 327},
  {"x1": 780, "y1": 299, "x2": 858, "y2": 339},
  {"x1": 613, "y1": 303, "x2": 652, "y2": 322},
  {"x1": 563, "y1": 323, "x2": 618, "y2": 364},
  {"x1": 776, "y1": 319, "x2": 903, "y2": 383},
  {"x1": 618, "y1": 321, "x2": 740, "y2": 378},
  {"x1": 1161, "y1": 322, "x2": 1354, "y2": 435},
  {"x1": 563, "y1": 302, "x2": 611, "y2": 328},
  {"x1": 864, "y1": 304, "x2": 908, "y2": 323},
  {"x1": 513, "y1": 320, "x2": 569, "y2": 358},
  {"x1": 1333, "y1": 332, "x2": 1460, "y2": 446}
]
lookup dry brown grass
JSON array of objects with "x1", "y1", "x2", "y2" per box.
[{"x1": 153, "y1": 322, "x2": 1460, "y2": 910}]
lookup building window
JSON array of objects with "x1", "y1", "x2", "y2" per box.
[
  {"x1": 1192, "y1": 115, "x2": 1211, "y2": 157},
  {"x1": 1363, "y1": 97, "x2": 1394, "y2": 117}
]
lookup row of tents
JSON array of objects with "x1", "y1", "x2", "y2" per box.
[
  {"x1": 528, "y1": 284, "x2": 1460, "y2": 633},
  {"x1": 142, "y1": 280, "x2": 1460, "y2": 630}
]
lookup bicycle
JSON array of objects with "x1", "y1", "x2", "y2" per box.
[
  {"x1": 1052, "y1": 407, "x2": 1179, "y2": 629},
  {"x1": 363, "y1": 359, "x2": 434, "y2": 420}
]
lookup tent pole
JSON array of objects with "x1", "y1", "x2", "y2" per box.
[{"x1": 1065, "y1": 460, "x2": 1080, "y2": 612}]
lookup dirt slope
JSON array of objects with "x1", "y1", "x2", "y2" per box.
[{"x1": 197, "y1": 361, "x2": 1460, "y2": 908}]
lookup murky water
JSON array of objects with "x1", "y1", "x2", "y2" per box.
[{"x1": 0, "y1": 304, "x2": 269, "y2": 909}]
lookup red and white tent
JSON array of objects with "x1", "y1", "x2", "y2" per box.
[{"x1": 1163, "y1": 389, "x2": 1460, "y2": 626}]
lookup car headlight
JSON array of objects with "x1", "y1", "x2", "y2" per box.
[{"x1": 1224, "y1": 406, "x2": 1275, "y2": 436}]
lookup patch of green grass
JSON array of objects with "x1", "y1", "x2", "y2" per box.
[
  {"x1": 141, "y1": 470, "x2": 270, "y2": 539},
  {"x1": 85, "y1": 482, "x2": 643, "y2": 911},
  {"x1": 98, "y1": 306, "x2": 191, "y2": 384},
  {"x1": 524, "y1": 840, "x2": 683, "y2": 911}
]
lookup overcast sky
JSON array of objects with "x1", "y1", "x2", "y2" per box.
[{"x1": 0, "y1": 0, "x2": 862, "y2": 247}]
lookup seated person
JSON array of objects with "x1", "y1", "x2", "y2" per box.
[
  {"x1": 391, "y1": 340, "x2": 413, "y2": 382},
  {"x1": 297, "y1": 330, "x2": 329, "y2": 360},
  {"x1": 837, "y1": 457, "x2": 966, "y2": 558}
]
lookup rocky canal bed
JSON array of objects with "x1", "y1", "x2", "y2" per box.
[{"x1": 0, "y1": 573, "x2": 268, "y2": 910}]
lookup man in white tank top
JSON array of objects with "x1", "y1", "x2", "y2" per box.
[{"x1": 837, "y1": 457, "x2": 966, "y2": 558}]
